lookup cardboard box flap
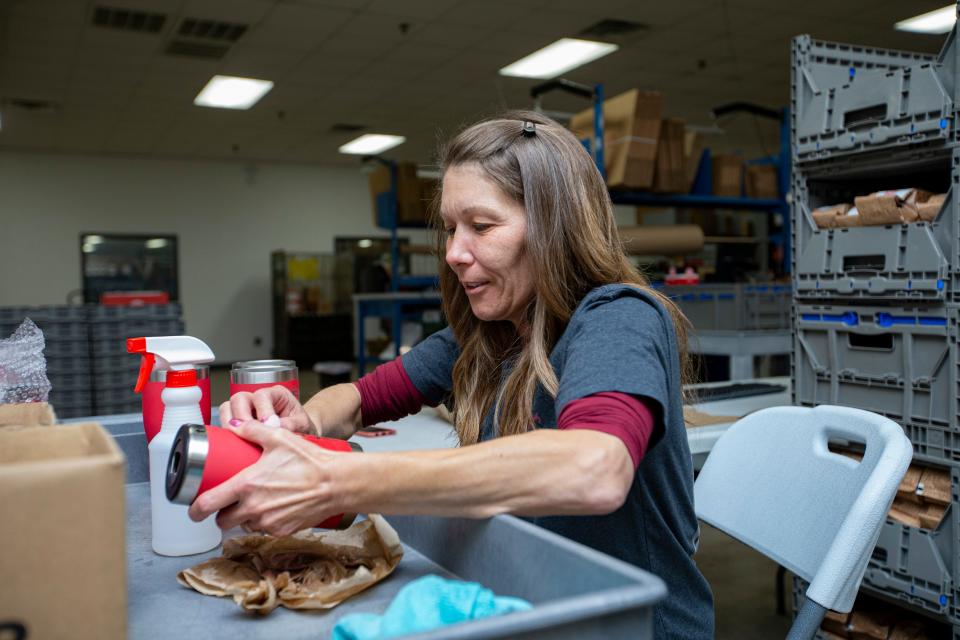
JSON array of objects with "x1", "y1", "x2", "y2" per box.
[
  {"x1": 0, "y1": 402, "x2": 56, "y2": 427},
  {"x1": 0, "y1": 422, "x2": 124, "y2": 466}
]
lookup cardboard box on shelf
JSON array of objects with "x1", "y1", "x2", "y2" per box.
[
  {"x1": 368, "y1": 162, "x2": 431, "y2": 227},
  {"x1": 919, "y1": 467, "x2": 951, "y2": 506},
  {"x1": 652, "y1": 118, "x2": 687, "y2": 193},
  {"x1": 812, "y1": 203, "x2": 853, "y2": 229},
  {"x1": 569, "y1": 89, "x2": 663, "y2": 190},
  {"x1": 683, "y1": 130, "x2": 706, "y2": 193},
  {"x1": 711, "y1": 154, "x2": 743, "y2": 197},
  {"x1": 745, "y1": 164, "x2": 779, "y2": 199},
  {"x1": 0, "y1": 420, "x2": 126, "y2": 640},
  {"x1": 821, "y1": 609, "x2": 850, "y2": 636}
]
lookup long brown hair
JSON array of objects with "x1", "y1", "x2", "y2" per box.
[{"x1": 434, "y1": 110, "x2": 693, "y2": 445}]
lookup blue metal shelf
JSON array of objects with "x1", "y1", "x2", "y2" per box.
[{"x1": 610, "y1": 192, "x2": 784, "y2": 211}]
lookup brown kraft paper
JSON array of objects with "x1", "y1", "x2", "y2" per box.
[{"x1": 178, "y1": 514, "x2": 403, "y2": 614}]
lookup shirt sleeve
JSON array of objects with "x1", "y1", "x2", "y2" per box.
[
  {"x1": 557, "y1": 392, "x2": 659, "y2": 470},
  {"x1": 353, "y1": 358, "x2": 427, "y2": 426},
  {"x1": 555, "y1": 290, "x2": 675, "y2": 452},
  {"x1": 400, "y1": 326, "x2": 460, "y2": 407}
]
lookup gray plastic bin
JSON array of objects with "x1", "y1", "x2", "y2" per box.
[
  {"x1": 792, "y1": 30, "x2": 954, "y2": 163},
  {"x1": 792, "y1": 303, "x2": 956, "y2": 429},
  {"x1": 792, "y1": 170, "x2": 954, "y2": 303},
  {"x1": 864, "y1": 466, "x2": 958, "y2": 621},
  {"x1": 66, "y1": 415, "x2": 667, "y2": 639},
  {"x1": 660, "y1": 283, "x2": 791, "y2": 331}
]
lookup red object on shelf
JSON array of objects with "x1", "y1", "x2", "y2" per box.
[
  {"x1": 664, "y1": 267, "x2": 700, "y2": 286},
  {"x1": 100, "y1": 291, "x2": 170, "y2": 306}
]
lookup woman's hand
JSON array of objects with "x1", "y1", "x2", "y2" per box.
[
  {"x1": 219, "y1": 386, "x2": 318, "y2": 435},
  {"x1": 188, "y1": 420, "x2": 347, "y2": 537}
]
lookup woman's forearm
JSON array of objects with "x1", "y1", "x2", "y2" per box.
[
  {"x1": 302, "y1": 383, "x2": 362, "y2": 439},
  {"x1": 337, "y1": 428, "x2": 634, "y2": 518}
]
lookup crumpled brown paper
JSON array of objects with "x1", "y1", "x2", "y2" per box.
[{"x1": 177, "y1": 514, "x2": 403, "y2": 614}]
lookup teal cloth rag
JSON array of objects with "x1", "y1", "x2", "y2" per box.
[{"x1": 331, "y1": 575, "x2": 533, "y2": 639}]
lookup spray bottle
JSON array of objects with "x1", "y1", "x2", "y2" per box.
[{"x1": 127, "y1": 336, "x2": 221, "y2": 556}]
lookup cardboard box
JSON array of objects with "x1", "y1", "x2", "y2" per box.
[
  {"x1": 368, "y1": 162, "x2": 432, "y2": 227},
  {"x1": 919, "y1": 467, "x2": 951, "y2": 505},
  {"x1": 570, "y1": 89, "x2": 663, "y2": 189},
  {"x1": 683, "y1": 131, "x2": 706, "y2": 193},
  {"x1": 0, "y1": 421, "x2": 127, "y2": 639},
  {"x1": 821, "y1": 609, "x2": 850, "y2": 636},
  {"x1": 745, "y1": 164, "x2": 779, "y2": 199},
  {"x1": 652, "y1": 118, "x2": 687, "y2": 194},
  {"x1": 712, "y1": 154, "x2": 743, "y2": 197}
]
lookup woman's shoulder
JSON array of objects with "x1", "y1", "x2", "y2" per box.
[{"x1": 574, "y1": 283, "x2": 668, "y2": 320}]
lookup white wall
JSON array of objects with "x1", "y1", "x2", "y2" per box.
[{"x1": 0, "y1": 150, "x2": 415, "y2": 364}]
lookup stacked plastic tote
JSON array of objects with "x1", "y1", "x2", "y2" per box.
[
  {"x1": 0, "y1": 304, "x2": 184, "y2": 418},
  {"x1": 789, "y1": 16, "x2": 960, "y2": 639}
]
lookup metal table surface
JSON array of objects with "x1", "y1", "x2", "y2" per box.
[{"x1": 124, "y1": 484, "x2": 455, "y2": 640}]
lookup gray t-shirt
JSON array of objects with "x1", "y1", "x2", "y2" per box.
[{"x1": 402, "y1": 284, "x2": 714, "y2": 639}]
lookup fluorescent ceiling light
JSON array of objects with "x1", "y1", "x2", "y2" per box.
[
  {"x1": 145, "y1": 238, "x2": 168, "y2": 249},
  {"x1": 194, "y1": 75, "x2": 274, "y2": 110},
  {"x1": 499, "y1": 38, "x2": 618, "y2": 79},
  {"x1": 339, "y1": 134, "x2": 406, "y2": 155},
  {"x1": 357, "y1": 239, "x2": 373, "y2": 248},
  {"x1": 895, "y1": 5, "x2": 955, "y2": 34},
  {"x1": 82, "y1": 243, "x2": 96, "y2": 253},
  {"x1": 85, "y1": 235, "x2": 104, "y2": 244}
]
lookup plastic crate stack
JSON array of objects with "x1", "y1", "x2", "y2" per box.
[
  {"x1": 659, "y1": 283, "x2": 792, "y2": 331},
  {"x1": 0, "y1": 304, "x2": 184, "y2": 419},
  {"x1": 88, "y1": 303, "x2": 184, "y2": 416},
  {"x1": 790, "y1": 20, "x2": 960, "y2": 639}
]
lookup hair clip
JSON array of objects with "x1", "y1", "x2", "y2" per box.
[{"x1": 521, "y1": 121, "x2": 537, "y2": 137}]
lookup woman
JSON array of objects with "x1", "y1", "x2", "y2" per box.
[{"x1": 191, "y1": 111, "x2": 714, "y2": 638}]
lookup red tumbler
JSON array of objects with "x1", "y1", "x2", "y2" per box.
[
  {"x1": 164, "y1": 424, "x2": 359, "y2": 529},
  {"x1": 142, "y1": 365, "x2": 211, "y2": 443}
]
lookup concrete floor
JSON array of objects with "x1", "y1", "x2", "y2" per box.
[
  {"x1": 212, "y1": 365, "x2": 795, "y2": 636},
  {"x1": 698, "y1": 524, "x2": 793, "y2": 639}
]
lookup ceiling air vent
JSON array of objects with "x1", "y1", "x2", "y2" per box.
[
  {"x1": 578, "y1": 19, "x2": 648, "y2": 42},
  {"x1": 92, "y1": 6, "x2": 166, "y2": 34},
  {"x1": 329, "y1": 123, "x2": 367, "y2": 133},
  {"x1": 165, "y1": 39, "x2": 230, "y2": 59},
  {"x1": 178, "y1": 18, "x2": 247, "y2": 43}
]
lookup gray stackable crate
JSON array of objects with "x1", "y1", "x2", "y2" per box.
[
  {"x1": 94, "y1": 385, "x2": 139, "y2": 407},
  {"x1": 792, "y1": 29, "x2": 955, "y2": 164},
  {"x1": 792, "y1": 303, "x2": 956, "y2": 429},
  {"x1": 660, "y1": 283, "x2": 791, "y2": 331},
  {"x1": 88, "y1": 318, "x2": 184, "y2": 340},
  {"x1": 51, "y1": 402, "x2": 94, "y2": 420},
  {"x1": 47, "y1": 373, "x2": 92, "y2": 393},
  {"x1": 44, "y1": 339, "x2": 91, "y2": 358},
  {"x1": 94, "y1": 368, "x2": 139, "y2": 388},
  {"x1": 32, "y1": 321, "x2": 88, "y2": 340},
  {"x1": 87, "y1": 303, "x2": 181, "y2": 320},
  {"x1": 863, "y1": 467, "x2": 959, "y2": 623},
  {"x1": 904, "y1": 423, "x2": 960, "y2": 467},
  {"x1": 92, "y1": 355, "x2": 138, "y2": 374},
  {"x1": 95, "y1": 400, "x2": 141, "y2": 416},
  {"x1": 792, "y1": 163, "x2": 954, "y2": 303},
  {"x1": 45, "y1": 355, "x2": 91, "y2": 376},
  {"x1": 47, "y1": 387, "x2": 93, "y2": 408},
  {"x1": 28, "y1": 305, "x2": 88, "y2": 323}
]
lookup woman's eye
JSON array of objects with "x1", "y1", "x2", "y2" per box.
[
  {"x1": 472, "y1": 224, "x2": 491, "y2": 233},
  {"x1": 444, "y1": 227, "x2": 455, "y2": 236}
]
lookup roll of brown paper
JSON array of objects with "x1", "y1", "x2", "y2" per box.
[{"x1": 618, "y1": 224, "x2": 705, "y2": 255}]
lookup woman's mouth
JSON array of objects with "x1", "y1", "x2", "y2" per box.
[{"x1": 462, "y1": 281, "x2": 489, "y2": 295}]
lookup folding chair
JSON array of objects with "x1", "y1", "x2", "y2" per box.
[{"x1": 694, "y1": 405, "x2": 913, "y2": 640}]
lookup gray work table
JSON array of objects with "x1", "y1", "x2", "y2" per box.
[{"x1": 123, "y1": 484, "x2": 457, "y2": 640}]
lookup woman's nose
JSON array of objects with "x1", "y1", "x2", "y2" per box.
[{"x1": 445, "y1": 234, "x2": 473, "y2": 268}]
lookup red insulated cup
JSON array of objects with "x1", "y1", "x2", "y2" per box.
[
  {"x1": 143, "y1": 365, "x2": 211, "y2": 443},
  {"x1": 165, "y1": 424, "x2": 359, "y2": 529},
  {"x1": 230, "y1": 362, "x2": 300, "y2": 399}
]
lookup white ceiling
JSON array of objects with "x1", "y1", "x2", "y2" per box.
[{"x1": 0, "y1": 0, "x2": 950, "y2": 166}]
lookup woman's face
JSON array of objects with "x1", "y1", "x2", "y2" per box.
[{"x1": 441, "y1": 163, "x2": 535, "y2": 327}]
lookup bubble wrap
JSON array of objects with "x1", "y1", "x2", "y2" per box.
[{"x1": 0, "y1": 318, "x2": 52, "y2": 403}]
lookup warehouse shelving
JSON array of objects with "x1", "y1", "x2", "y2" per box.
[
  {"x1": 359, "y1": 159, "x2": 441, "y2": 370},
  {"x1": 790, "y1": 14, "x2": 960, "y2": 637},
  {"x1": 537, "y1": 79, "x2": 793, "y2": 274}
]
